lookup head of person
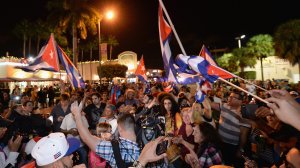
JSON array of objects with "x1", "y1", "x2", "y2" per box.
[
  {"x1": 125, "y1": 89, "x2": 135, "y2": 100},
  {"x1": 102, "y1": 104, "x2": 116, "y2": 118},
  {"x1": 116, "y1": 102, "x2": 126, "y2": 113},
  {"x1": 91, "y1": 92, "x2": 101, "y2": 106},
  {"x1": 227, "y1": 90, "x2": 243, "y2": 108},
  {"x1": 96, "y1": 122, "x2": 112, "y2": 140},
  {"x1": 101, "y1": 92, "x2": 109, "y2": 101},
  {"x1": 117, "y1": 113, "x2": 135, "y2": 136},
  {"x1": 160, "y1": 96, "x2": 179, "y2": 117},
  {"x1": 193, "y1": 122, "x2": 221, "y2": 147},
  {"x1": 181, "y1": 107, "x2": 192, "y2": 125},
  {"x1": 31, "y1": 132, "x2": 80, "y2": 168},
  {"x1": 21, "y1": 94, "x2": 30, "y2": 104},
  {"x1": 60, "y1": 93, "x2": 70, "y2": 107},
  {"x1": 142, "y1": 94, "x2": 154, "y2": 105},
  {"x1": 117, "y1": 94, "x2": 125, "y2": 103},
  {"x1": 23, "y1": 100, "x2": 34, "y2": 114},
  {"x1": 85, "y1": 97, "x2": 93, "y2": 106}
]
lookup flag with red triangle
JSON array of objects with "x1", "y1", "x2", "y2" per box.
[
  {"x1": 135, "y1": 55, "x2": 147, "y2": 82},
  {"x1": 16, "y1": 33, "x2": 60, "y2": 72}
]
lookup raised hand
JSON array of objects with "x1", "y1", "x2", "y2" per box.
[{"x1": 8, "y1": 135, "x2": 23, "y2": 152}]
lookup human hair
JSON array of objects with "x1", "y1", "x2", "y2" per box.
[
  {"x1": 91, "y1": 92, "x2": 101, "y2": 98},
  {"x1": 160, "y1": 96, "x2": 179, "y2": 117},
  {"x1": 23, "y1": 100, "x2": 33, "y2": 107},
  {"x1": 60, "y1": 93, "x2": 70, "y2": 101},
  {"x1": 197, "y1": 122, "x2": 222, "y2": 148},
  {"x1": 97, "y1": 122, "x2": 112, "y2": 136},
  {"x1": 117, "y1": 113, "x2": 135, "y2": 132}
]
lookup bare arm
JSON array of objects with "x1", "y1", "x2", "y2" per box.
[{"x1": 72, "y1": 101, "x2": 99, "y2": 152}]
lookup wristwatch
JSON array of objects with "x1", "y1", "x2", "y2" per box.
[{"x1": 133, "y1": 160, "x2": 145, "y2": 168}]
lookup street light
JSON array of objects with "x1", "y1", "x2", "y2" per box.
[
  {"x1": 98, "y1": 10, "x2": 114, "y2": 85},
  {"x1": 235, "y1": 34, "x2": 246, "y2": 48}
]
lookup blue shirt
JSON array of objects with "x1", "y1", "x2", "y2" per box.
[{"x1": 95, "y1": 137, "x2": 140, "y2": 168}]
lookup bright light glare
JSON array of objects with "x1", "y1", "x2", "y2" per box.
[
  {"x1": 240, "y1": 35, "x2": 246, "y2": 39},
  {"x1": 106, "y1": 11, "x2": 114, "y2": 20}
]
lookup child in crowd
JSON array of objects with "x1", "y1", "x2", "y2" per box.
[{"x1": 89, "y1": 122, "x2": 112, "y2": 168}]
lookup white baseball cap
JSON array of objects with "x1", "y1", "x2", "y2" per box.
[
  {"x1": 31, "y1": 132, "x2": 80, "y2": 166},
  {"x1": 24, "y1": 136, "x2": 42, "y2": 155}
]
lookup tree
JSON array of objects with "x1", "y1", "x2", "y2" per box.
[
  {"x1": 216, "y1": 53, "x2": 239, "y2": 72},
  {"x1": 98, "y1": 63, "x2": 128, "y2": 82},
  {"x1": 107, "y1": 35, "x2": 119, "y2": 60},
  {"x1": 246, "y1": 34, "x2": 275, "y2": 81},
  {"x1": 232, "y1": 47, "x2": 257, "y2": 76},
  {"x1": 13, "y1": 19, "x2": 30, "y2": 58},
  {"x1": 32, "y1": 19, "x2": 52, "y2": 55},
  {"x1": 274, "y1": 19, "x2": 300, "y2": 81},
  {"x1": 46, "y1": 0, "x2": 99, "y2": 67}
]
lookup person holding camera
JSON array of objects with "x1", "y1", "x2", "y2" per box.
[{"x1": 0, "y1": 116, "x2": 23, "y2": 168}]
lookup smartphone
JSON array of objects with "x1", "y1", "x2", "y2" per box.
[
  {"x1": 156, "y1": 140, "x2": 168, "y2": 155},
  {"x1": 241, "y1": 104, "x2": 258, "y2": 119}
]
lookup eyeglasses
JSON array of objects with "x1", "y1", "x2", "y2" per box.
[{"x1": 229, "y1": 95, "x2": 241, "y2": 100}]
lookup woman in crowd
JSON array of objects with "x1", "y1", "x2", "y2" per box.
[
  {"x1": 181, "y1": 122, "x2": 223, "y2": 168},
  {"x1": 160, "y1": 96, "x2": 182, "y2": 136}
]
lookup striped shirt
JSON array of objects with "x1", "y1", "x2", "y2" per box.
[
  {"x1": 218, "y1": 104, "x2": 250, "y2": 145},
  {"x1": 95, "y1": 137, "x2": 140, "y2": 168}
]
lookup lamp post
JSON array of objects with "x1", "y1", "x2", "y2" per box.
[
  {"x1": 98, "y1": 19, "x2": 102, "y2": 85},
  {"x1": 235, "y1": 34, "x2": 246, "y2": 48},
  {"x1": 98, "y1": 10, "x2": 114, "y2": 85}
]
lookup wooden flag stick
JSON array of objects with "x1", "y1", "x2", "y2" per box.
[
  {"x1": 218, "y1": 77, "x2": 269, "y2": 104},
  {"x1": 158, "y1": 0, "x2": 187, "y2": 55}
]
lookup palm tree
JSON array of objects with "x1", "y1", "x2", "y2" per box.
[
  {"x1": 33, "y1": 19, "x2": 52, "y2": 55},
  {"x1": 107, "y1": 35, "x2": 119, "y2": 60},
  {"x1": 13, "y1": 19, "x2": 30, "y2": 58},
  {"x1": 46, "y1": 0, "x2": 99, "y2": 67},
  {"x1": 232, "y1": 47, "x2": 256, "y2": 77},
  {"x1": 246, "y1": 34, "x2": 275, "y2": 81},
  {"x1": 274, "y1": 19, "x2": 300, "y2": 80}
]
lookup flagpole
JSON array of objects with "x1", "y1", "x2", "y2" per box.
[
  {"x1": 210, "y1": 64, "x2": 268, "y2": 92},
  {"x1": 158, "y1": 0, "x2": 187, "y2": 55},
  {"x1": 218, "y1": 77, "x2": 269, "y2": 104}
]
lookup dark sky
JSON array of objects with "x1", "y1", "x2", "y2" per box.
[{"x1": 0, "y1": 0, "x2": 300, "y2": 69}]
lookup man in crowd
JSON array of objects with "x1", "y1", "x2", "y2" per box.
[{"x1": 72, "y1": 101, "x2": 140, "y2": 167}]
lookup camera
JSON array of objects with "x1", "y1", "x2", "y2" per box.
[
  {"x1": 156, "y1": 140, "x2": 168, "y2": 155},
  {"x1": 241, "y1": 104, "x2": 258, "y2": 119}
]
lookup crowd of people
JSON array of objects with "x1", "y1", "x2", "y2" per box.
[{"x1": 0, "y1": 78, "x2": 300, "y2": 168}]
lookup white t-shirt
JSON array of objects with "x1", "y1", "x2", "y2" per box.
[{"x1": 60, "y1": 113, "x2": 89, "y2": 147}]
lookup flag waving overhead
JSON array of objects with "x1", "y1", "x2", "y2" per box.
[
  {"x1": 199, "y1": 45, "x2": 217, "y2": 66},
  {"x1": 57, "y1": 46, "x2": 85, "y2": 89},
  {"x1": 17, "y1": 34, "x2": 60, "y2": 72},
  {"x1": 158, "y1": 5, "x2": 178, "y2": 83},
  {"x1": 135, "y1": 55, "x2": 147, "y2": 82}
]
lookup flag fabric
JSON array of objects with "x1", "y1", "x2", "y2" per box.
[
  {"x1": 135, "y1": 55, "x2": 147, "y2": 82},
  {"x1": 16, "y1": 34, "x2": 60, "y2": 72},
  {"x1": 110, "y1": 85, "x2": 121, "y2": 105},
  {"x1": 57, "y1": 46, "x2": 85, "y2": 89},
  {"x1": 199, "y1": 45, "x2": 236, "y2": 79},
  {"x1": 199, "y1": 45, "x2": 217, "y2": 66},
  {"x1": 195, "y1": 82, "x2": 205, "y2": 103},
  {"x1": 158, "y1": 6, "x2": 178, "y2": 83}
]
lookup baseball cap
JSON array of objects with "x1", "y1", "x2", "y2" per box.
[
  {"x1": 31, "y1": 132, "x2": 80, "y2": 166},
  {"x1": 24, "y1": 136, "x2": 42, "y2": 155}
]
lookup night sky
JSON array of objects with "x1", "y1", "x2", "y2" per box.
[{"x1": 0, "y1": 0, "x2": 299, "y2": 69}]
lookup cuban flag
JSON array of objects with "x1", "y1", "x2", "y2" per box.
[
  {"x1": 195, "y1": 82, "x2": 206, "y2": 103},
  {"x1": 199, "y1": 45, "x2": 236, "y2": 79},
  {"x1": 110, "y1": 84, "x2": 121, "y2": 105},
  {"x1": 16, "y1": 34, "x2": 60, "y2": 72},
  {"x1": 135, "y1": 55, "x2": 147, "y2": 82},
  {"x1": 57, "y1": 46, "x2": 85, "y2": 89},
  {"x1": 199, "y1": 45, "x2": 217, "y2": 66},
  {"x1": 158, "y1": 5, "x2": 178, "y2": 83}
]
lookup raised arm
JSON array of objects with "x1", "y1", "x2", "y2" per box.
[{"x1": 71, "y1": 101, "x2": 99, "y2": 152}]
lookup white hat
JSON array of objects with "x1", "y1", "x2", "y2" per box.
[
  {"x1": 24, "y1": 136, "x2": 41, "y2": 155},
  {"x1": 31, "y1": 132, "x2": 80, "y2": 166}
]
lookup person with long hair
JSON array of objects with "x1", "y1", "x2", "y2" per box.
[
  {"x1": 160, "y1": 96, "x2": 182, "y2": 136},
  {"x1": 180, "y1": 122, "x2": 223, "y2": 168}
]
